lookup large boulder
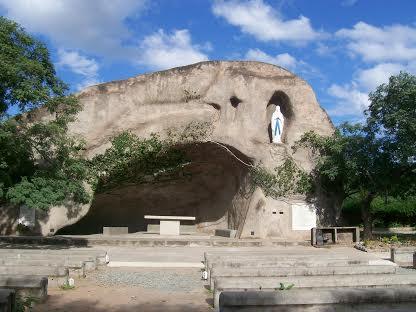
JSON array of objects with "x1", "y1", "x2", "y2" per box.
[{"x1": 4, "y1": 61, "x2": 335, "y2": 239}]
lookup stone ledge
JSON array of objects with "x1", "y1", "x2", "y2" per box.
[{"x1": 219, "y1": 288, "x2": 416, "y2": 311}]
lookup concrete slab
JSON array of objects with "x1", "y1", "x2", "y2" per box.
[
  {"x1": 108, "y1": 261, "x2": 204, "y2": 268},
  {"x1": 219, "y1": 288, "x2": 416, "y2": 312},
  {"x1": 213, "y1": 272, "x2": 416, "y2": 310},
  {"x1": 209, "y1": 265, "x2": 397, "y2": 289},
  {"x1": 0, "y1": 235, "x2": 308, "y2": 247},
  {"x1": 0, "y1": 266, "x2": 68, "y2": 277}
]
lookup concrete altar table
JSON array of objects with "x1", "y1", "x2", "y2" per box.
[{"x1": 144, "y1": 215, "x2": 196, "y2": 235}]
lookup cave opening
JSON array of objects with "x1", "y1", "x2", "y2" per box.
[{"x1": 57, "y1": 142, "x2": 251, "y2": 235}]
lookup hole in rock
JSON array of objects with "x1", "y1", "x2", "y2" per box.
[
  {"x1": 57, "y1": 142, "x2": 252, "y2": 235},
  {"x1": 230, "y1": 96, "x2": 242, "y2": 108}
]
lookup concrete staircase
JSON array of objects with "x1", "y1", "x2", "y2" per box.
[
  {"x1": 204, "y1": 249, "x2": 416, "y2": 311},
  {"x1": 0, "y1": 248, "x2": 108, "y2": 305}
]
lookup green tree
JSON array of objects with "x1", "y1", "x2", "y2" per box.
[
  {"x1": 367, "y1": 72, "x2": 416, "y2": 196},
  {"x1": 0, "y1": 17, "x2": 89, "y2": 210},
  {"x1": 295, "y1": 124, "x2": 387, "y2": 239},
  {"x1": 296, "y1": 72, "x2": 416, "y2": 239}
]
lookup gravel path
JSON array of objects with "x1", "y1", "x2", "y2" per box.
[{"x1": 93, "y1": 268, "x2": 204, "y2": 292}]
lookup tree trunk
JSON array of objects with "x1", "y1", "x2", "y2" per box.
[{"x1": 361, "y1": 193, "x2": 375, "y2": 240}]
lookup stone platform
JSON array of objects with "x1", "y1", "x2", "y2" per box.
[{"x1": 0, "y1": 234, "x2": 309, "y2": 248}]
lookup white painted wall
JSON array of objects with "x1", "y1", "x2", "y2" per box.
[{"x1": 291, "y1": 203, "x2": 316, "y2": 231}]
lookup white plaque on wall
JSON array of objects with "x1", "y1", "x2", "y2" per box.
[
  {"x1": 18, "y1": 205, "x2": 35, "y2": 228},
  {"x1": 291, "y1": 203, "x2": 316, "y2": 231}
]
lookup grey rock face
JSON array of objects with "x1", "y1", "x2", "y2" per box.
[{"x1": 5, "y1": 61, "x2": 335, "y2": 238}]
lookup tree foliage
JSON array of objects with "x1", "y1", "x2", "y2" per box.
[
  {"x1": 0, "y1": 17, "x2": 88, "y2": 210},
  {"x1": 0, "y1": 17, "x2": 68, "y2": 116},
  {"x1": 367, "y1": 72, "x2": 416, "y2": 165},
  {"x1": 296, "y1": 72, "x2": 416, "y2": 239},
  {"x1": 250, "y1": 158, "x2": 312, "y2": 199},
  {"x1": 89, "y1": 132, "x2": 189, "y2": 193}
]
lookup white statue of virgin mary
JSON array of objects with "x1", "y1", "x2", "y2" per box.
[{"x1": 271, "y1": 105, "x2": 284, "y2": 143}]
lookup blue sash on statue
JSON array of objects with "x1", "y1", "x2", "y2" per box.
[{"x1": 274, "y1": 118, "x2": 281, "y2": 136}]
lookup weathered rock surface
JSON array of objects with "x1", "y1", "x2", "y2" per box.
[{"x1": 2, "y1": 61, "x2": 334, "y2": 238}]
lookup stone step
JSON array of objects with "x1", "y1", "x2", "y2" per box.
[
  {"x1": 0, "y1": 289, "x2": 15, "y2": 312},
  {"x1": 209, "y1": 265, "x2": 397, "y2": 289},
  {"x1": 0, "y1": 266, "x2": 69, "y2": 288},
  {"x1": 0, "y1": 249, "x2": 108, "y2": 264},
  {"x1": 0, "y1": 253, "x2": 97, "y2": 261},
  {"x1": 0, "y1": 254, "x2": 103, "y2": 267},
  {"x1": 0, "y1": 259, "x2": 95, "y2": 277},
  {"x1": 205, "y1": 254, "x2": 378, "y2": 271},
  {"x1": 0, "y1": 265, "x2": 68, "y2": 277},
  {"x1": 208, "y1": 259, "x2": 388, "y2": 279},
  {"x1": 1, "y1": 258, "x2": 95, "y2": 269},
  {"x1": 0, "y1": 235, "x2": 307, "y2": 247},
  {"x1": 207, "y1": 259, "x2": 394, "y2": 281},
  {"x1": 213, "y1": 273, "x2": 416, "y2": 310},
  {"x1": 0, "y1": 276, "x2": 48, "y2": 302},
  {"x1": 219, "y1": 288, "x2": 416, "y2": 312}
]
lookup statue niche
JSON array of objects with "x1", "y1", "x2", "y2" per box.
[{"x1": 267, "y1": 91, "x2": 293, "y2": 144}]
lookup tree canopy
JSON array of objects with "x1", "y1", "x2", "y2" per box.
[
  {"x1": 296, "y1": 72, "x2": 416, "y2": 239},
  {"x1": 0, "y1": 17, "x2": 89, "y2": 210},
  {"x1": 0, "y1": 16, "x2": 68, "y2": 116}
]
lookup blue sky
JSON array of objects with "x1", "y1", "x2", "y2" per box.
[{"x1": 1, "y1": 0, "x2": 416, "y2": 124}]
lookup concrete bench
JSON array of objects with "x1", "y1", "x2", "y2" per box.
[
  {"x1": 0, "y1": 259, "x2": 95, "y2": 278},
  {"x1": 0, "y1": 276, "x2": 48, "y2": 302},
  {"x1": 311, "y1": 227, "x2": 360, "y2": 246},
  {"x1": 144, "y1": 215, "x2": 195, "y2": 235},
  {"x1": 0, "y1": 289, "x2": 15, "y2": 312},
  {"x1": 219, "y1": 288, "x2": 416, "y2": 312},
  {"x1": 213, "y1": 273, "x2": 416, "y2": 310},
  {"x1": 0, "y1": 266, "x2": 68, "y2": 287},
  {"x1": 209, "y1": 265, "x2": 397, "y2": 289},
  {"x1": 390, "y1": 247, "x2": 416, "y2": 267}
]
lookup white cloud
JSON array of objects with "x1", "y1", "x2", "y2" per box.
[
  {"x1": 212, "y1": 0, "x2": 322, "y2": 44},
  {"x1": 244, "y1": 48, "x2": 323, "y2": 80},
  {"x1": 57, "y1": 50, "x2": 100, "y2": 90},
  {"x1": 0, "y1": 0, "x2": 146, "y2": 59},
  {"x1": 336, "y1": 22, "x2": 416, "y2": 62},
  {"x1": 137, "y1": 29, "x2": 209, "y2": 70},
  {"x1": 327, "y1": 83, "x2": 369, "y2": 117},
  {"x1": 356, "y1": 63, "x2": 405, "y2": 91},
  {"x1": 330, "y1": 21, "x2": 416, "y2": 118},
  {"x1": 245, "y1": 49, "x2": 297, "y2": 69},
  {"x1": 327, "y1": 62, "x2": 411, "y2": 117}
]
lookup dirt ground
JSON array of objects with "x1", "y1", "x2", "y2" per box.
[{"x1": 33, "y1": 268, "x2": 213, "y2": 312}]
